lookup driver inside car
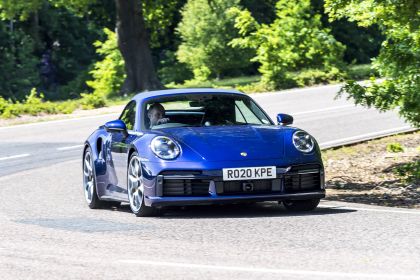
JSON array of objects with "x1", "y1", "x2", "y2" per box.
[{"x1": 147, "y1": 103, "x2": 170, "y2": 128}]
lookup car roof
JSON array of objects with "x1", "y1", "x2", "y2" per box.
[{"x1": 131, "y1": 88, "x2": 246, "y2": 103}]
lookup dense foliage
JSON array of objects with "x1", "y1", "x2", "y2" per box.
[
  {"x1": 0, "y1": 22, "x2": 38, "y2": 100},
  {"x1": 86, "y1": 28, "x2": 125, "y2": 98},
  {"x1": 230, "y1": 0, "x2": 345, "y2": 88},
  {"x1": 176, "y1": 0, "x2": 253, "y2": 81},
  {"x1": 0, "y1": 0, "x2": 404, "y2": 119},
  {"x1": 325, "y1": 0, "x2": 420, "y2": 126},
  {"x1": 0, "y1": 2, "x2": 102, "y2": 100}
]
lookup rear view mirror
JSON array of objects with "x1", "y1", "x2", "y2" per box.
[
  {"x1": 104, "y1": 120, "x2": 127, "y2": 135},
  {"x1": 277, "y1": 113, "x2": 293, "y2": 126}
]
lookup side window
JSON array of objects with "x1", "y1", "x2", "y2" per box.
[
  {"x1": 235, "y1": 100, "x2": 263, "y2": 124},
  {"x1": 235, "y1": 105, "x2": 246, "y2": 123},
  {"x1": 250, "y1": 101, "x2": 271, "y2": 124},
  {"x1": 119, "y1": 101, "x2": 136, "y2": 131}
]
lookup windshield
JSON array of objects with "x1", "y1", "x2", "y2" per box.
[{"x1": 143, "y1": 94, "x2": 272, "y2": 130}]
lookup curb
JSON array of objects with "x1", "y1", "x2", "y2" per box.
[{"x1": 320, "y1": 127, "x2": 418, "y2": 150}]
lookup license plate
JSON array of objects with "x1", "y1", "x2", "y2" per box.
[{"x1": 222, "y1": 166, "x2": 276, "y2": 181}]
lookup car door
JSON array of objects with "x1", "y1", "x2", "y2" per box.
[{"x1": 109, "y1": 101, "x2": 138, "y2": 198}]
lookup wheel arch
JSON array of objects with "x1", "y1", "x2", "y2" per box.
[
  {"x1": 83, "y1": 142, "x2": 91, "y2": 162},
  {"x1": 128, "y1": 146, "x2": 138, "y2": 163},
  {"x1": 84, "y1": 137, "x2": 104, "y2": 157}
]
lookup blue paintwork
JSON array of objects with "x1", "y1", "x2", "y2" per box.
[
  {"x1": 84, "y1": 88, "x2": 324, "y2": 207},
  {"x1": 276, "y1": 113, "x2": 294, "y2": 126},
  {"x1": 104, "y1": 119, "x2": 127, "y2": 132}
]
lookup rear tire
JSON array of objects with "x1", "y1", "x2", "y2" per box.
[
  {"x1": 283, "y1": 198, "x2": 320, "y2": 211},
  {"x1": 127, "y1": 152, "x2": 156, "y2": 217}
]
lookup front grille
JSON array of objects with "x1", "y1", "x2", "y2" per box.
[
  {"x1": 162, "y1": 179, "x2": 210, "y2": 196},
  {"x1": 159, "y1": 164, "x2": 322, "y2": 196},
  {"x1": 284, "y1": 172, "x2": 320, "y2": 193},
  {"x1": 221, "y1": 179, "x2": 279, "y2": 195}
]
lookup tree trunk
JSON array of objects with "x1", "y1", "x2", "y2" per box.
[{"x1": 115, "y1": 0, "x2": 162, "y2": 94}]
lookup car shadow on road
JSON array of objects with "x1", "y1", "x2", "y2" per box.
[{"x1": 114, "y1": 202, "x2": 356, "y2": 219}]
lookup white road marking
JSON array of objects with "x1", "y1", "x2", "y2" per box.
[
  {"x1": 320, "y1": 126, "x2": 415, "y2": 148},
  {"x1": 119, "y1": 260, "x2": 420, "y2": 279},
  {"x1": 320, "y1": 205, "x2": 420, "y2": 215},
  {"x1": 250, "y1": 79, "x2": 383, "y2": 97},
  {"x1": 56, "y1": 145, "x2": 84, "y2": 151},
  {"x1": 0, "y1": 154, "x2": 30, "y2": 161},
  {"x1": 291, "y1": 105, "x2": 355, "y2": 116},
  {"x1": 250, "y1": 83, "x2": 342, "y2": 97}
]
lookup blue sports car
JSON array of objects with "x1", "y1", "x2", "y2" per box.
[{"x1": 83, "y1": 88, "x2": 325, "y2": 216}]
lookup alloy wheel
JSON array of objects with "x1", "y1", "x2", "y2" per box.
[
  {"x1": 83, "y1": 151, "x2": 94, "y2": 204},
  {"x1": 128, "y1": 156, "x2": 144, "y2": 213}
]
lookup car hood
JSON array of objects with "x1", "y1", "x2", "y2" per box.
[{"x1": 162, "y1": 125, "x2": 286, "y2": 161}]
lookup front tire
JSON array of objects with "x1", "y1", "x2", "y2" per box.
[
  {"x1": 127, "y1": 152, "x2": 156, "y2": 217},
  {"x1": 283, "y1": 198, "x2": 320, "y2": 211},
  {"x1": 83, "y1": 147, "x2": 106, "y2": 209}
]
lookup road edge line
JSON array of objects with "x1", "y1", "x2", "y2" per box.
[{"x1": 320, "y1": 127, "x2": 417, "y2": 150}]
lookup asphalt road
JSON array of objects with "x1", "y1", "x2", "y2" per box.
[{"x1": 0, "y1": 85, "x2": 419, "y2": 279}]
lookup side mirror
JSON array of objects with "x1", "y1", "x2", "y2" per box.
[
  {"x1": 104, "y1": 120, "x2": 127, "y2": 135},
  {"x1": 277, "y1": 113, "x2": 293, "y2": 126}
]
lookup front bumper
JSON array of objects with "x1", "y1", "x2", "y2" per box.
[
  {"x1": 144, "y1": 163, "x2": 325, "y2": 207},
  {"x1": 146, "y1": 191, "x2": 325, "y2": 207}
]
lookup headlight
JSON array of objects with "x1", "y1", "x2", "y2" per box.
[
  {"x1": 151, "y1": 136, "x2": 180, "y2": 160},
  {"x1": 292, "y1": 131, "x2": 314, "y2": 153}
]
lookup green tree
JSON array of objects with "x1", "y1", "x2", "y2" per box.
[
  {"x1": 311, "y1": 0, "x2": 383, "y2": 64},
  {"x1": 1, "y1": 0, "x2": 163, "y2": 95},
  {"x1": 176, "y1": 0, "x2": 253, "y2": 81},
  {"x1": 0, "y1": 22, "x2": 38, "y2": 100},
  {"x1": 230, "y1": 0, "x2": 345, "y2": 88},
  {"x1": 86, "y1": 28, "x2": 126, "y2": 98},
  {"x1": 37, "y1": 2, "x2": 103, "y2": 99},
  {"x1": 325, "y1": 0, "x2": 420, "y2": 126},
  {"x1": 0, "y1": 1, "x2": 107, "y2": 100},
  {"x1": 240, "y1": 0, "x2": 277, "y2": 24}
]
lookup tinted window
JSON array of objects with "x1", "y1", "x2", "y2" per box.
[
  {"x1": 235, "y1": 99, "x2": 263, "y2": 124},
  {"x1": 119, "y1": 101, "x2": 136, "y2": 130},
  {"x1": 144, "y1": 94, "x2": 272, "y2": 129}
]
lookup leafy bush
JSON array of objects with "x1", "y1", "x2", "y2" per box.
[
  {"x1": 158, "y1": 51, "x2": 193, "y2": 84},
  {"x1": 176, "y1": 0, "x2": 253, "y2": 81},
  {"x1": 386, "y1": 143, "x2": 405, "y2": 153},
  {"x1": 0, "y1": 96, "x2": 8, "y2": 115},
  {"x1": 346, "y1": 64, "x2": 378, "y2": 81},
  {"x1": 236, "y1": 82, "x2": 275, "y2": 93},
  {"x1": 86, "y1": 28, "x2": 126, "y2": 98},
  {"x1": 292, "y1": 68, "x2": 344, "y2": 87},
  {"x1": 56, "y1": 70, "x2": 92, "y2": 101},
  {"x1": 1, "y1": 89, "x2": 48, "y2": 118},
  {"x1": 0, "y1": 88, "x2": 87, "y2": 119},
  {"x1": 80, "y1": 92, "x2": 106, "y2": 109},
  {"x1": 393, "y1": 161, "x2": 420, "y2": 184},
  {"x1": 229, "y1": 0, "x2": 345, "y2": 88},
  {"x1": 55, "y1": 100, "x2": 79, "y2": 114}
]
